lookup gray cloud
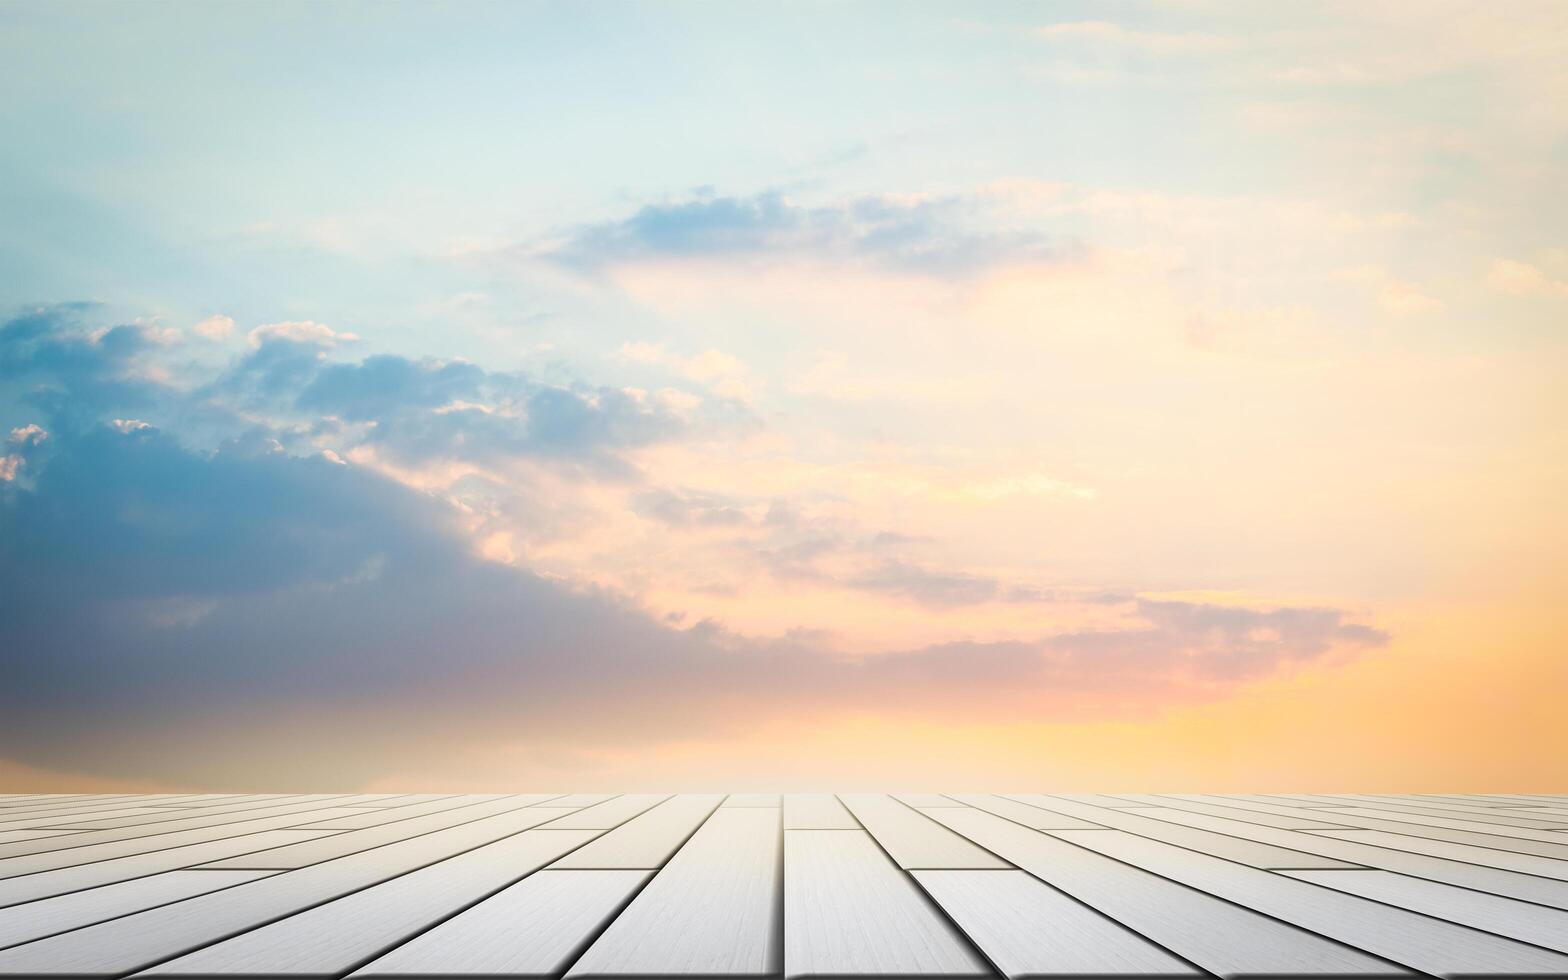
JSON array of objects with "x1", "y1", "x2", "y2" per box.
[
  {"x1": 638, "y1": 490, "x2": 1057, "y2": 609},
  {"x1": 0, "y1": 307, "x2": 1388, "y2": 788},
  {"x1": 632, "y1": 487, "x2": 752, "y2": 528},
  {"x1": 539, "y1": 190, "x2": 1064, "y2": 276},
  {"x1": 8, "y1": 306, "x2": 700, "y2": 478},
  {"x1": 299, "y1": 355, "x2": 486, "y2": 421},
  {"x1": 0, "y1": 305, "x2": 168, "y2": 424},
  {"x1": 1053, "y1": 599, "x2": 1389, "y2": 682}
]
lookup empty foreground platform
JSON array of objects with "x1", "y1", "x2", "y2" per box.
[{"x1": 0, "y1": 793, "x2": 1565, "y2": 978}]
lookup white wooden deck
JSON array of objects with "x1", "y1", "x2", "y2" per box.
[{"x1": 0, "y1": 793, "x2": 1565, "y2": 978}]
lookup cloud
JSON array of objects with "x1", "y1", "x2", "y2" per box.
[
  {"x1": 1375, "y1": 280, "x2": 1442, "y2": 316},
  {"x1": 1034, "y1": 21, "x2": 1238, "y2": 54},
  {"x1": 1486, "y1": 256, "x2": 1568, "y2": 297},
  {"x1": 192, "y1": 314, "x2": 236, "y2": 341},
  {"x1": 298, "y1": 355, "x2": 486, "y2": 422},
  {"x1": 1051, "y1": 599, "x2": 1387, "y2": 683},
  {"x1": 0, "y1": 423, "x2": 47, "y2": 483},
  {"x1": 630, "y1": 486, "x2": 1076, "y2": 611},
  {"x1": 0, "y1": 420, "x2": 1388, "y2": 786},
  {"x1": 0, "y1": 306, "x2": 170, "y2": 423},
  {"x1": 1336, "y1": 265, "x2": 1443, "y2": 316},
  {"x1": 8, "y1": 424, "x2": 46, "y2": 446},
  {"x1": 536, "y1": 190, "x2": 1058, "y2": 276},
  {"x1": 632, "y1": 487, "x2": 752, "y2": 528},
  {"x1": 249, "y1": 320, "x2": 359, "y2": 347},
  {"x1": 844, "y1": 560, "x2": 1044, "y2": 608},
  {"x1": 278, "y1": 343, "x2": 697, "y2": 473},
  {"x1": 618, "y1": 342, "x2": 758, "y2": 403},
  {"x1": 0, "y1": 307, "x2": 1389, "y2": 787}
]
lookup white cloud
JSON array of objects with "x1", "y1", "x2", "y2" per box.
[
  {"x1": 1486, "y1": 257, "x2": 1568, "y2": 297},
  {"x1": 8, "y1": 424, "x2": 47, "y2": 446},
  {"x1": 1377, "y1": 280, "x2": 1443, "y2": 316},
  {"x1": 617, "y1": 342, "x2": 759, "y2": 403},
  {"x1": 192, "y1": 314, "x2": 236, "y2": 341},
  {"x1": 1336, "y1": 265, "x2": 1443, "y2": 316},
  {"x1": 248, "y1": 320, "x2": 360, "y2": 346}
]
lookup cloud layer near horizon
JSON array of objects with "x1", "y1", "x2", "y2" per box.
[{"x1": 0, "y1": 307, "x2": 1386, "y2": 787}]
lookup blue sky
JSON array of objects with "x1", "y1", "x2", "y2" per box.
[{"x1": 1, "y1": 1, "x2": 1563, "y2": 791}]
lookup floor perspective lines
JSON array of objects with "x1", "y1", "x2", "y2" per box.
[{"x1": 0, "y1": 792, "x2": 1564, "y2": 978}]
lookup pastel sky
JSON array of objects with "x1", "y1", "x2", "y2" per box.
[{"x1": 1, "y1": 1, "x2": 1563, "y2": 793}]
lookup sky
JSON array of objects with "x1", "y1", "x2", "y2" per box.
[{"x1": 1, "y1": 0, "x2": 1564, "y2": 793}]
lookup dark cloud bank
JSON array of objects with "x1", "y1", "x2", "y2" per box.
[{"x1": 0, "y1": 307, "x2": 1386, "y2": 787}]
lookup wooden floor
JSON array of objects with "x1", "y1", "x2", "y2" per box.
[{"x1": 0, "y1": 793, "x2": 1565, "y2": 978}]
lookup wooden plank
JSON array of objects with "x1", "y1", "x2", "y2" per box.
[
  {"x1": 0, "y1": 808, "x2": 185, "y2": 831},
  {"x1": 137, "y1": 829, "x2": 599, "y2": 978},
  {"x1": 0, "y1": 802, "x2": 172, "y2": 825},
  {"x1": 265, "y1": 795, "x2": 414, "y2": 809},
  {"x1": 1283, "y1": 796, "x2": 1568, "y2": 828},
  {"x1": 289, "y1": 794, "x2": 537, "y2": 831},
  {"x1": 1110, "y1": 795, "x2": 1351, "y2": 829},
  {"x1": 1003, "y1": 796, "x2": 1361, "y2": 870},
  {"x1": 1346, "y1": 794, "x2": 1563, "y2": 808},
  {"x1": 723, "y1": 794, "x2": 781, "y2": 807},
  {"x1": 541, "y1": 795, "x2": 619, "y2": 808},
  {"x1": 0, "y1": 808, "x2": 367, "y2": 879},
  {"x1": 1053, "y1": 828, "x2": 1568, "y2": 978},
  {"x1": 116, "y1": 795, "x2": 295, "y2": 809},
  {"x1": 0, "y1": 796, "x2": 222, "y2": 820},
  {"x1": 1344, "y1": 795, "x2": 1525, "y2": 808},
  {"x1": 1307, "y1": 829, "x2": 1568, "y2": 883},
  {"x1": 1333, "y1": 794, "x2": 1568, "y2": 816},
  {"x1": 1298, "y1": 805, "x2": 1568, "y2": 844},
  {"x1": 0, "y1": 829, "x2": 336, "y2": 906},
  {"x1": 1164, "y1": 795, "x2": 1395, "y2": 821},
  {"x1": 1372, "y1": 801, "x2": 1568, "y2": 827},
  {"x1": 0, "y1": 804, "x2": 587, "y2": 978},
  {"x1": 1158, "y1": 796, "x2": 1568, "y2": 860},
  {"x1": 0, "y1": 799, "x2": 380, "y2": 862},
  {"x1": 200, "y1": 801, "x2": 581, "y2": 870},
  {"x1": 1123, "y1": 807, "x2": 1568, "y2": 908},
  {"x1": 551, "y1": 795, "x2": 723, "y2": 869},
  {"x1": 783, "y1": 794, "x2": 857, "y2": 830},
  {"x1": 945, "y1": 794, "x2": 1105, "y2": 830},
  {"x1": 0, "y1": 870, "x2": 275, "y2": 949},
  {"x1": 0, "y1": 831, "x2": 80, "y2": 845},
  {"x1": 1393, "y1": 794, "x2": 1565, "y2": 807},
  {"x1": 783, "y1": 830, "x2": 988, "y2": 978},
  {"x1": 540, "y1": 795, "x2": 669, "y2": 830},
  {"x1": 349, "y1": 869, "x2": 650, "y2": 978},
  {"x1": 0, "y1": 796, "x2": 120, "y2": 808},
  {"x1": 1054, "y1": 794, "x2": 1158, "y2": 807},
  {"x1": 839, "y1": 795, "x2": 1007, "y2": 869},
  {"x1": 892, "y1": 794, "x2": 965, "y2": 808},
  {"x1": 566, "y1": 807, "x2": 779, "y2": 978},
  {"x1": 1283, "y1": 868, "x2": 1568, "y2": 954},
  {"x1": 1173, "y1": 794, "x2": 1332, "y2": 812},
  {"x1": 922, "y1": 808, "x2": 1403, "y2": 978},
  {"x1": 45, "y1": 795, "x2": 397, "y2": 831},
  {"x1": 1460, "y1": 794, "x2": 1568, "y2": 805},
  {"x1": 1214, "y1": 794, "x2": 1349, "y2": 808},
  {"x1": 914, "y1": 869, "x2": 1198, "y2": 979}
]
